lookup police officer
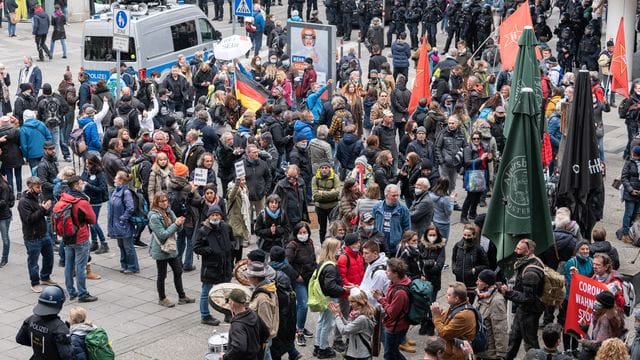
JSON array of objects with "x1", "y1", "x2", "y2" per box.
[
  {"x1": 456, "y1": 2, "x2": 472, "y2": 52},
  {"x1": 405, "y1": 0, "x2": 422, "y2": 50},
  {"x1": 578, "y1": 24, "x2": 601, "y2": 71},
  {"x1": 422, "y1": 0, "x2": 442, "y2": 48},
  {"x1": 553, "y1": 12, "x2": 572, "y2": 40},
  {"x1": 443, "y1": 0, "x2": 461, "y2": 53},
  {"x1": 476, "y1": 4, "x2": 493, "y2": 52},
  {"x1": 342, "y1": 0, "x2": 357, "y2": 41},
  {"x1": 387, "y1": 0, "x2": 407, "y2": 47},
  {"x1": 556, "y1": 27, "x2": 575, "y2": 74},
  {"x1": 534, "y1": 14, "x2": 553, "y2": 44},
  {"x1": 16, "y1": 285, "x2": 73, "y2": 359}
]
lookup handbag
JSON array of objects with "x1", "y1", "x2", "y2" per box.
[
  {"x1": 464, "y1": 161, "x2": 486, "y2": 192},
  {"x1": 153, "y1": 233, "x2": 177, "y2": 253},
  {"x1": 9, "y1": 12, "x2": 18, "y2": 25}
]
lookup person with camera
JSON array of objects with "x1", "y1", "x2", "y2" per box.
[{"x1": 431, "y1": 282, "x2": 477, "y2": 360}]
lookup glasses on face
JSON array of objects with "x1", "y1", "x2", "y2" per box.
[{"x1": 472, "y1": 137, "x2": 481, "y2": 140}]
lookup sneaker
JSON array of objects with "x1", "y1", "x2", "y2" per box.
[
  {"x1": 40, "y1": 279, "x2": 57, "y2": 285},
  {"x1": 178, "y1": 296, "x2": 195, "y2": 304},
  {"x1": 78, "y1": 294, "x2": 98, "y2": 303},
  {"x1": 201, "y1": 316, "x2": 220, "y2": 326},
  {"x1": 302, "y1": 328, "x2": 314, "y2": 337},
  {"x1": 159, "y1": 298, "x2": 175, "y2": 307},
  {"x1": 69, "y1": 295, "x2": 77, "y2": 301},
  {"x1": 95, "y1": 245, "x2": 109, "y2": 254},
  {"x1": 90, "y1": 242, "x2": 99, "y2": 252},
  {"x1": 332, "y1": 340, "x2": 347, "y2": 353},
  {"x1": 622, "y1": 235, "x2": 634, "y2": 244},
  {"x1": 317, "y1": 348, "x2": 337, "y2": 359},
  {"x1": 122, "y1": 270, "x2": 135, "y2": 275},
  {"x1": 31, "y1": 284, "x2": 43, "y2": 293},
  {"x1": 0, "y1": 259, "x2": 7, "y2": 267},
  {"x1": 296, "y1": 332, "x2": 306, "y2": 346},
  {"x1": 183, "y1": 266, "x2": 196, "y2": 272},
  {"x1": 399, "y1": 342, "x2": 416, "y2": 353},
  {"x1": 453, "y1": 204, "x2": 462, "y2": 211},
  {"x1": 313, "y1": 345, "x2": 319, "y2": 356},
  {"x1": 134, "y1": 240, "x2": 148, "y2": 248},
  {"x1": 460, "y1": 217, "x2": 469, "y2": 224}
]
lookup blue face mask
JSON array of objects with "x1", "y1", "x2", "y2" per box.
[
  {"x1": 210, "y1": 219, "x2": 220, "y2": 226},
  {"x1": 282, "y1": 60, "x2": 290, "y2": 67}
]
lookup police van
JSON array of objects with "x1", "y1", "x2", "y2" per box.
[{"x1": 81, "y1": 1, "x2": 221, "y2": 83}]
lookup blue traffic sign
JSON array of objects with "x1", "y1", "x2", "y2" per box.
[
  {"x1": 234, "y1": 0, "x2": 253, "y2": 17},
  {"x1": 113, "y1": 9, "x2": 131, "y2": 36},
  {"x1": 116, "y1": 11, "x2": 128, "y2": 29}
]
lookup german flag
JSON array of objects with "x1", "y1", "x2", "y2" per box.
[{"x1": 234, "y1": 66, "x2": 269, "y2": 113}]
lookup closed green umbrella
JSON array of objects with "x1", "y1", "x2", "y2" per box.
[
  {"x1": 503, "y1": 26, "x2": 543, "y2": 137},
  {"x1": 482, "y1": 88, "x2": 553, "y2": 266}
]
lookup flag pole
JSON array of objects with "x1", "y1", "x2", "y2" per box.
[{"x1": 470, "y1": 28, "x2": 499, "y2": 60}]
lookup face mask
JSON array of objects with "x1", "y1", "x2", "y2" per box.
[
  {"x1": 297, "y1": 234, "x2": 308, "y2": 242},
  {"x1": 410, "y1": 244, "x2": 418, "y2": 250},
  {"x1": 336, "y1": 234, "x2": 345, "y2": 240},
  {"x1": 209, "y1": 219, "x2": 220, "y2": 226},
  {"x1": 256, "y1": 61, "x2": 261, "y2": 66},
  {"x1": 463, "y1": 236, "x2": 474, "y2": 241},
  {"x1": 415, "y1": 189, "x2": 423, "y2": 196},
  {"x1": 270, "y1": 59, "x2": 277, "y2": 64},
  {"x1": 515, "y1": 252, "x2": 526, "y2": 258},
  {"x1": 282, "y1": 60, "x2": 290, "y2": 66},
  {"x1": 114, "y1": 182, "x2": 119, "y2": 188},
  {"x1": 364, "y1": 224, "x2": 375, "y2": 231},
  {"x1": 296, "y1": 143, "x2": 307, "y2": 150},
  {"x1": 427, "y1": 235, "x2": 438, "y2": 243}
]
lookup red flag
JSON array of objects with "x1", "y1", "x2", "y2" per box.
[
  {"x1": 498, "y1": 3, "x2": 534, "y2": 71},
  {"x1": 408, "y1": 38, "x2": 431, "y2": 115},
  {"x1": 611, "y1": 18, "x2": 629, "y2": 98}
]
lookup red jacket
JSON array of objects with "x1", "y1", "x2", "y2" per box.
[
  {"x1": 337, "y1": 246, "x2": 365, "y2": 297},
  {"x1": 54, "y1": 192, "x2": 97, "y2": 245},
  {"x1": 157, "y1": 144, "x2": 176, "y2": 164},
  {"x1": 593, "y1": 271, "x2": 626, "y2": 310},
  {"x1": 378, "y1": 276, "x2": 411, "y2": 333},
  {"x1": 298, "y1": 68, "x2": 317, "y2": 98}
]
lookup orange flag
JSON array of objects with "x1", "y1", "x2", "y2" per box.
[
  {"x1": 498, "y1": 3, "x2": 533, "y2": 71},
  {"x1": 408, "y1": 37, "x2": 431, "y2": 115},
  {"x1": 611, "y1": 18, "x2": 629, "y2": 98}
]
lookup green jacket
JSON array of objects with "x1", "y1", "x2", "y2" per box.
[
  {"x1": 311, "y1": 169, "x2": 341, "y2": 209},
  {"x1": 226, "y1": 183, "x2": 249, "y2": 240},
  {"x1": 148, "y1": 208, "x2": 182, "y2": 261}
]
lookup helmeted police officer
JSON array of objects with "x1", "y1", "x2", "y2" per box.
[{"x1": 16, "y1": 285, "x2": 73, "y2": 359}]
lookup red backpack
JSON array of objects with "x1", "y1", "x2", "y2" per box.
[{"x1": 53, "y1": 200, "x2": 78, "y2": 245}]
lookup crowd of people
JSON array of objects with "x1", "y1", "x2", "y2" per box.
[{"x1": 4, "y1": 0, "x2": 640, "y2": 359}]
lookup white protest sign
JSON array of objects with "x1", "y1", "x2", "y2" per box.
[
  {"x1": 193, "y1": 168, "x2": 208, "y2": 186},
  {"x1": 235, "y1": 161, "x2": 246, "y2": 178}
]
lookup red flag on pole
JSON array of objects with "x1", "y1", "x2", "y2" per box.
[
  {"x1": 611, "y1": 18, "x2": 629, "y2": 98},
  {"x1": 408, "y1": 37, "x2": 431, "y2": 115},
  {"x1": 498, "y1": 3, "x2": 534, "y2": 71}
]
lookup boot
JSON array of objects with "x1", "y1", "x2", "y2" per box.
[
  {"x1": 622, "y1": 235, "x2": 634, "y2": 244},
  {"x1": 95, "y1": 243, "x2": 109, "y2": 254},
  {"x1": 90, "y1": 241, "x2": 99, "y2": 252},
  {"x1": 86, "y1": 264, "x2": 102, "y2": 280},
  {"x1": 399, "y1": 342, "x2": 416, "y2": 353}
]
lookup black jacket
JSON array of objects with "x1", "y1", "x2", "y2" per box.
[
  {"x1": 542, "y1": 229, "x2": 577, "y2": 270},
  {"x1": 16, "y1": 314, "x2": 73, "y2": 360},
  {"x1": 505, "y1": 256, "x2": 545, "y2": 314},
  {"x1": 621, "y1": 159, "x2": 640, "y2": 201},
  {"x1": 0, "y1": 182, "x2": 15, "y2": 220},
  {"x1": 371, "y1": 123, "x2": 397, "y2": 157},
  {"x1": 37, "y1": 154, "x2": 58, "y2": 201},
  {"x1": 409, "y1": 191, "x2": 434, "y2": 237},
  {"x1": 80, "y1": 169, "x2": 108, "y2": 205},
  {"x1": 102, "y1": 150, "x2": 127, "y2": 186},
  {"x1": 452, "y1": 239, "x2": 489, "y2": 289},
  {"x1": 422, "y1": 241, "x2": 446, "y2": 292},
  {"x1": 18, "y1": 190, "x2": 49, "y2": 240},
  {"x1": 285, "y1": 238, "x2": 317, "y2": 283},
  {"x1": 288, "y1": 145, "x2": 312, "y2": 186},
  {"x1": 216, "y1": 144, "x2": 243, "y2": 182},
  {"x1": 273, "y1": 177, "x2": 309, "y2": 226},
  {"x1": 182, "y1": 141, "x2": 206, "y2": 173},
  {"x1": 193, "y1": 221, "x2": 235, "y2": 284},
  {"x1": 373, "y1": 164, "x2": 397, "y2": 198},
  {"x1": 319, "y1": 262, "x2": 344, "y2": 298},
  {"x1": 244, "y1": 157, "x2": 272, "y2": 201},
  {"x1": 0, "y1": 125, "x2": 24, "y2": 168},
  {"x1": 225, "y1": 309, "x2": 270, "y2": 360},
  {"x1": 13, "y1": 93, "x2": 37, "y2": 124},
  {"x1": 336, "y1": 133, "x2": 364, "y2": 171},
  {"x1": 435, "y1": 127, "x2": 466, "y2": 168},
  {"x1": 391, "y1": 78, "x2": 411, "y2": 123},
  {"x1": 589, "y1": 241, "x2": 620, "y2": 270},
  {"x1": 254, "y1": 208, "x2": 290, "y2": 251}
]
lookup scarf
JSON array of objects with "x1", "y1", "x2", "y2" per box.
[
  {"x1": 348, "y1": 309, "x2": 362, "y2": 322},
  {"x1": 476, "y1": 286, "x2": 496, "y2": 299},
  {"x1": 270, "y1": 259, "x2": 289, "y2": 270},
  {"x1": 514, "y1": 254, "x2": 535, "y2": 269},
  {"x1": 265, "y1": 207, "x2": 281, "y2": 219},
  {"x1": 0, "y1": 75, "x2": 9, "y2": 103}
]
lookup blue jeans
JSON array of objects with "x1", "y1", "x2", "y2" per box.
[
  {"x1": 295, "y1": 282, "x2": 308, "y2": 331},
  {"x1": 598, "y1": 136, "x2": 605, "y2": 162},
  {"x1": 50, "y1": 126, "x2": 62, "y2": 159},
  {"x1": 90, "y1": 205, "x2": 106, "y2": 245},
  {"x1": 25, "y1": 235, "x2": 54, "y2": 286},
  {"x1": 117, "y1": 237, "x2": 139, "y2": 272},
  {"x1": 8, "y1": 22, "x2": 16, "y2": 36},
  {"x1": 49, "y1": 38, "x2": 67, "y2": 58},
  {"x1": 177, "y1": 227, "x2": 194, "y2": 269},
  {"x1": 200, "y1": 282, "x2": 213, "y2": 319},
  {"x1": 264, "y1": 338, "x2": 273, "y2": 360},
  {"x1": 64, "y1": 241, "x2": 90, "y2": 298},
  {"x1": 623, "y1": 200, "x2": 640, "y2": 235},
  {"x1": 0, "y1": 217, "x2": 10, "y2": 260},
  {"x1": 1, "y1": 165, "x2": 22, "y2": 195},
  {"x1": 314, "y1": 307, "x2": 335, "y2": 350},
  {"x1": 383, "y1": 329, "x2": 407, "y2": 360}
]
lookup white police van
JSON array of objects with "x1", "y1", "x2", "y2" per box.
[{"x1": 81, "y1": 1, "x2": 221, "y2": 83}]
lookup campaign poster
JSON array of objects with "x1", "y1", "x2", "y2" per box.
[
  {"x1": 287, "y1": 21, "x2": 336, "y2": 86},
  {"x1": 564, "y1": 274, "x2": 609, "y2": 338}
]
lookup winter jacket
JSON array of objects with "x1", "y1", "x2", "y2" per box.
[
  {"x1": 476, "y1": 289, "x2": 508, "y2": 359},
  {"x1": 226, "y1": 182, "x2": 249, "y2": 239},
  {"x1": 102, "y1": 150, "x2": 127, "y2": 186},
  {"x1": 308, "y1": 138, "x2": 333, "y2": 174},
  {"x1": 435, "y1": 127, "x2": 466, "y2": 168},
  {"x1": 107, "y1": 185, "x2": 135, "y2": 239},
  {"x1": 50, "y1": 12, "x2": 66, "y2": 40},
  {"x1": 360, "y1": 251, "x2": 390, "y2": 304},
  {"x1": 224, "y1": 309, "x2": 270, "y2": 360},
  {"x1": 18, "y1": 190, "x2": 49, "y2": 240},
  {"x1": 147, "y1": 166, "x2": 172, "y2": 201},
  {"x1": 391, "y1": 40, "x2": 411, "y2": 68},
  {"x1": 391, "y1": 77, "x2": 411, "y2": 123},
  {"x1": 182, "y1": 140, "x2": 206, "y2": 173},
  {"x1": 433, "y1": 301, "x2": 477, "y2": 360},
  {"x1": 289, "y1": 146, "x2": 312, "y2": 186},
  {"x1": 193, "y1": 221, "x2": 235, "y2": 284},
  {"x1": 372, "y1": 164, "x2": 397, "y2": 196},
  {"x1": 255, "y1": 207, "x2": 289, "y2": 251},
  {"x1": 379, "y1": 276, "x2": 412, "y2": 333},
  {"x1": 250, "y1": 280, "x2": 280, "y2": 338},
  {"x1": 335, "y1": 314, "x2": 375, "y2": 359},
  {"x1": 422, "y1": 240, "x2": 446, "y2": 292},
  {"x1": 307, "y1": 85, "x2": 327, "y2": 121},
  {"x1": 54, "y1": 191, "x2": 96, "y2": 244},
  {"x1": 541, "y1": 229, "x2": 576, "y2": 270},
  {"x1": 20, "y1": 118, "x2": 52, "y2": 159},
  {"x1": 293, "y1": 120, "x2": 315, "y2": 143},
  {"x1": 167, "y1": 175, "x2": 201, "y2": 228},
  {"x1": 32, "y1": 11, "x2": 50, "y2": 36},
  {"x1": 397, "y1": 244, "x2": 423, "y2": 279},
  {"x1": 285, "y1": 238, "x2": 317, "y2": 283},
  {"x1": 14, "y1": 93, "x2": 38, "y2": 124},
  {"x1": 16, "y1": 314, "x2": 73, "y2": 360},
  {"x1": 410, "y1": 191, "x2": 434, "y2": 237},
  {"x1": 371, "y1": 123, "x2": 397, "y2": 157},
  {"x1": 81, "y1": 169, "x2": 108, "y2": 205},
  {"x1": 589, "y1": 241, "x2": 619, "y2": 270},
  {"x1": 337, "y1": 246, "x2": 365, "y2": 289},
  {"x1": 37, "y1": 154, "x2": 58, "y2": 201},
  {"x1": 372, "y1": 200, "x2": 411, "y2": 254},
  {"x1": 406, "y1": 139, "x2": 438, "y2": 165},
  {"x1": 506, "y1": 256, "x2": 546, "y2": 314},
  {"x1": 0, "y1": 182, "x2": 14, "y2": 220},
  {"x1": 318, "y1": 261, "x2": 345, "y2": 298},
  {"x1": 336, "y1": 133, "x2": 364, "y2": 172},
  {"x1": 622, "y1": 159, "x2": 640, "y2": 201},
  {"x1": 69, "y1": 323, "x2": 95, "y2": 360},
  {"x1": 564, "y1": 255, "x2": 594, "y2": 298},
  {"x1": 592, "y1": 270, "x2": 626, "y2": 311},
  {"x1": 148, "y1": 208, "x2": 182, "y2": 261},
  {"x1": 311, "y1": 169, "x2": 341, "y2": 209},
  {"x1": 0, "y1": 125, "x2": 24, "y2": 168},
  {"x1": 77, "y1": 116, "x2": 101, "y2": 153},
  {"x1": 244, "y1": 157, "x2": 272, "y2": 201},
  {"x1": 452, "y1": 240, "x2": 489, "y2": 289},
  {"x1": 273, "y1": 177, "x2": 309, "y2": 226}
]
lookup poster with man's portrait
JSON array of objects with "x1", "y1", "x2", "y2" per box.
[{"x1": 287, "y1": 21, "x2": 336, "y2": 85}]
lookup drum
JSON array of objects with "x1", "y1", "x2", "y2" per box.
[
  {"x1": 207, "y1": 331, "x2": 229, "y2": 353},
  {"x1": 208, "y1": 283, "x2": 252, "y2": 317},
  {"x1": 233, "y1": 258, "x2": 251, "y2": 286}
]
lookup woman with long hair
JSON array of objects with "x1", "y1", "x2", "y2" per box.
[
  {"x1": 395, "y1": 230, "x2": 422, "y2": 279},
  {"x1": 254, "y1": 194, "x2": 289, "y2": 252},
  {"x1": 594, "y1": 338, "x2": 630, "y2": 360},
  {"x1": 285, "y1": 222, "x2": 317, "y2": 346},
  {"x1": 193, "y1": 62, "x2": 214, "y2": 100},
  {"x1": 208, "y1": 90, "x2": 228, "y2": 125},
  {"x1": 429, "y1": 177, "x2": 456, "y2": 241},
  {"x1": 579, "y1": 291, "x2": 626, "y2": 359},
  {"x1": 108, "y1": 171, "x2": 139, "y2": 274},
  {"x1": 81, "y1": 153, "x2": 109, "y2": 254},
  {"x1": 147, "y1": 152, "x2": 173, "y2": 201},
  {"x1": 362, "y1": 88, "x2": 378, "y2": 137},
  {"x1": 398, "y1": 151, "x2": 422, "y2": 207},
  {"x1": 338, "y1": 178, "x2": 361, "y2": 231},
  {"x1": 372, "y1": 150, "x2": 397, "y2": 198},
  {"x1": 329, "y1": 290, "x2": 375, "y2": 360},
  {"x1": 460, "y1": 131, "x2": 492, "y2": 223},
  {"x1": 118, "y1": 128, "x2": 136, "y2": 164},
  {"x1": 343, "y1": 81, "x2": 364, "y2": 136},
  {"x1": 148, "y1": 191, "x2": 194, "y2": 307}
]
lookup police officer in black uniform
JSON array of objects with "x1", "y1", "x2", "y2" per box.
[
  {"x1": 422, "y1": 0, "x2": 442, "y2": 47},
  {"x1": 534, "y1": 14, "x2": 553, "y2": 44},
  {"x1": 556, "y1": 27, "x2": 575, "y2": 74},
  {"x1": 578, "y1": 24, "x2": 601, "y2": 71},
  {"x1": 16, "y1": 285, "x2": 73, "y2": 360},
  {"x1": 443, "y1": 0, "x2": 461, "y2": 52},
  {"x1": 342, "y1": 0, "x2": 357, "y2": 41},
  {"x1": 405, "y1": 0, "x2": 422, "y2": 50},
  {"x1": 387, "y1": 0, "x2": 407, "y2": 47},
  {"x1": 476, "y1": 4, "x2": 493, "y2": 53}
]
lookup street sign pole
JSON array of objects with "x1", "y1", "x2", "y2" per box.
[
  {"x1": 232, "y1": 14, "x2": 236, "y2": 35},
  {"x1": 233, "y1": 0, "x2": 253, "y2": 36},
  {"x1": 113, "y1": 8, "x2": 131, "y2": 101},
  {"x1": 116, "y1": 50, "x2": 121, "y2": 100}
]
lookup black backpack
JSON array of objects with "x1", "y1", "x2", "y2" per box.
[
  {"x1": 446, "y1": 304, "x2": 488, "y2": 354},
  {"x1": 41, "y1": 97, "x2": 61, "y2": 128},
  {"x1": 167, "y1": 189, "x2": 188, "y2": 218},
  {"x1": 274, "y1": 271, "x2": 296, "y2": 319}
]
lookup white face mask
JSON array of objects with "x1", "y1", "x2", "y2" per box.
[
  {"x1": 427, "y1": 235, "x2": 438, "y2": 243},
  {"x1": 297, "y1": 234, "x2": 309, "y2": 242}
]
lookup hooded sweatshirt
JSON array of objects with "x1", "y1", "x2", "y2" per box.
[
  {"x1": 54, "y1": 191, "x2": 96, "y2": 244},
  {"x1": 250, "y1": 280, "x2": 280, "y2": 338}
]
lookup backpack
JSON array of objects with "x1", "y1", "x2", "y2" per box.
[
  {"x1": 393, "y1": 278, "x2": 434, "y2": 325},
  {"x1": 41, "y1": 97, "x2": 61, "y2": 128},
  {"x1": 629, "y1": 220, "x2": 640, "y2": 245},
  {"x1": 308, "y1": 261, "x2": 335, "y2": 312},
  {"x1": 167, "y1": 189, "x2": 188, "y2": 218},
  {"x1": 69, "y1": 123, "x2": 91, "y2": 156},
  {"x1": 121, "y1": 188, "x2": 149, "y2": 225},
  {"x1": 446, "y1": 304, "x2": 488, "y2": 354},
  {"x1": 622, "y1": 279, "x2": 637, "y2": 316},
  {"x1": 369, "y1": 264, "x2": 386, "y2": 279},
  {"x1": 52, "y1": 200, "x2": 78, "y2": 246},
  {"x1": 107, "y1": 77, "x2": 119, "y2": 98},
  {"x1": 274, "y1": 271, "x2": 297, "y2": 319},
  {"x1": 84, "y1": 327, "x2": 115, "y2": 360},
  {"x1": 524, "y1": 258, "x2": 566, "y2": 307},
  {"x1": 130, "y1": 164, "x2": 143, "y2": 190}
]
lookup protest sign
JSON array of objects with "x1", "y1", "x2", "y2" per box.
[
  {"x1": 564, "y1": 273, "x2": 608, "y2": 337},
  {"x1": 193, "y1": 168, "x2": 208, "y2": 186},
  {"x1": 235, "y1": 161, "x2": 246, "y2": 178}
]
